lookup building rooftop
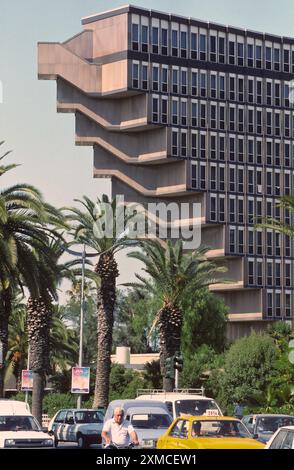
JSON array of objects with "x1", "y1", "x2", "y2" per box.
[{"x1": 81, "y1": 4, "x2": 294, "y2": 44}]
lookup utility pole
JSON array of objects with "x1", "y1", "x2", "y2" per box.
[
  {"x1": 64, "y1": 244, "x2": 97, "y2": 409},
  {"x1": 77, "y1": 245, "x2": 86, "y2": 409}
]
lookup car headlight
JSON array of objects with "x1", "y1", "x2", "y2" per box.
[
  {"x1": 5, "y1": 439, "x2": 16, "y2": 446},
  {"x1": 43, "y1": 439, "x2": 54, "y2": 446}
]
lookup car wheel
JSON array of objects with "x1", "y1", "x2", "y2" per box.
[{"x1": 77, "y1": 434, "x2": 88, "y2": 449}]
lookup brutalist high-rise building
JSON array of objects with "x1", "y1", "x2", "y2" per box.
[{"x1": 38, "y1": 5, "x2": 294, "y2": 339}]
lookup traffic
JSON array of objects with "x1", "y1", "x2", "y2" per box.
[{"x1": 1, "y1": 389, "x2": 294, "y2": 449}]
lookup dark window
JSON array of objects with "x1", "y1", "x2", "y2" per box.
[
  {"x1": 247, "y1": 44, "x2": 254, "y2": 67},
  {"x1": 152, "y1": 27, "x2": 159, "y2": 54},
  {"x1": 132, "y1": 23, "x2": 139, "y2": 50},
  {"x1": 229, "y1": 41, "x2": 235, "y2": 64},
  {"x1": 210, "y1": 36, "x2": 216, "y2": 62},
  {"x1": 172, "y1": 30, "x2": 178, "y2": 56},
  {"x1": 266, "y1": 47, "x2": 272, "y2": 69},
  {"x1": 161, "y1": 28, "x2": 168, "y2": 55},
  {"x1": 256, "y1": 45, "x2": 262, "y2": 68},
  {"x1": 200, "y1": 34, "x2": 206, "y2": 60},
  {"x1": 180, "y1": 31, "x2": 187, "y2": 58},
  {"x1": 141, "y1": 25, "x2": 148, "y2": 52},
  {"x1": 237, "y1": 43, "x2": 244, "y2": 66},
  {"x1": 132, "y1": 63, "x2": 139, "y2": 88},
  {"x1": 191, "y1": 33, "x2": 197, "y2": 59},
  {"x1": 218, "y1": 37, "x2": 225, "y2": 63}
]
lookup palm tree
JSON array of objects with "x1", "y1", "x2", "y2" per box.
[
  {"x1": 26, "y1": 236, "x2": 79, "y2": 424},
  {"x1": 67, "y1": 195, "x2": 137, "y2": 408},
  {"x1": 259, "y1": 195, "x2": 294, "y2": 238},
  {"x1": 0, "y1": 145, "x2": 52, "y2": 397},
  {"x1": 126, "y1": 240, "x2": 227, "y2": 391}
]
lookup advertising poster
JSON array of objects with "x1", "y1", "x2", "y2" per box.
[
  {"x1": 71, "y1": 367, "x2": 90, "y2": 394},
  {"x1": 21, "y1": 370, "x2": 34, "y2": 391}
]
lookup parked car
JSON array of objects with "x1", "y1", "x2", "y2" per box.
[
  {"x1": 0, "y1": 400, "x2": 54, "y2": 448},
  {"x1": 242, "y1": 414, "x2": 294, "y2": 443},
  {"x1": 265, "y1": 426, "x2": 294, "y2": 449},
  {"x1": 48, "y1": 408, "x2": 104, "y2": 448},
  {"x1": 104, "y1": 399, "x2": 173, "y2": 448},
  {"x1": 136, "y1": 389, "x2": 223, "y2": 419},
  {"x1": 157, "y1": 415, "x2": 265, "y2": 449}
]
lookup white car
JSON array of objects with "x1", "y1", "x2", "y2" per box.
[
  {"x1": 48, "y1": 408, "x2": 104, "y2": 448},
  {"x1": 0, "y1": 400, "x2": 54, "y2": 448},
  {"x1": 136, "y1": 389, "x2": 223, "y2": 419},
  {"x1": 265, "y1": 426, "x2": 294, "y2": 449}
]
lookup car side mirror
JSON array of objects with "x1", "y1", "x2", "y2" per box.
[{"x1": 253, "y1": 433, "x2": 259, "y2": 440}]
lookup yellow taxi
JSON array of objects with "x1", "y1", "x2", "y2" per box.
[{"x1": 157, "y1": 415, "x2": 265, "y2": 449}]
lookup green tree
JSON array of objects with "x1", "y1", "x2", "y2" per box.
[
  {"x1": 109, "y1": 364, "x2": 149, "y2": 401},
  {"x1": 113, "y1": 290, "x2": 160, "y2": 353},
  {"x1": 220, "y1": 332, "x2": 278, "y2": 406},
  {"x1": 126, "y1": 240, "x2": 226, "y2": 391},
  {"x1": 67, "y1": 195, "x2": 137, "y2": 408},
  {"x1": 181, "y1": 288, "x2": 227, "y2": 356}
]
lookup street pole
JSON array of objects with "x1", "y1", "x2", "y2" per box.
[
  {"x1": 77, "y1": 244, "x2": 86, "y2": 410},
  {"x1": 175, "y1": 368, "x2": 179, "y2": 390},
  {"x1": 25, "y1": 346, "x2": 30, "y2": 405}
]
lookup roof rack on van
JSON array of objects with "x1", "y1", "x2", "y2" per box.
[{"x1": 136, "y1": 388, "x2": 205, "y2": 397}]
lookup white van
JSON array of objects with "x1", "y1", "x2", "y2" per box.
[
  {"x1": 0, "y1": 400, "x2": 54, "y2": 448},
  {"x1": 136, "y1": 389, "x2": 223, "y2": 419}
]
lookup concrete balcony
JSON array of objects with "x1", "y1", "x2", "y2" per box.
[
  {"x1": 75, "y1": 112, "x2": 170, "y2": 165},
  {"x1": 57, "y1": 79, "x2": 152, "y2": 132},
  {"x1": 38, "y1": 42, "x2": 129, "y2": 96}
]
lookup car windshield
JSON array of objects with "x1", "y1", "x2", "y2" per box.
[
  {"x1": 191, "y1": 420, "x2": 251, "y2": 438},
  {"x1": 256, "y1": 416, "x2": 294, "y2": 434},
  {"x1": 74, "y1": 411, "x2": 104, "y2": 424},
  {"x1": 0, "y1": 415, "x2": 41, "y2": 432},
  {"x1": 175, "y1": 399, "x2": 219, "y2": 417},
  {"x1": 130, "y1": 413, "x2": 172, "y2": 429}
]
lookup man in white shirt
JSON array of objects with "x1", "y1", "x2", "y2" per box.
[{"x1": 102, "y1": 407, "x2": 139, "y2": 448}]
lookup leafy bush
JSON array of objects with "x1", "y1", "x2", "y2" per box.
[
  {"x1": 220, "y1": 332, "x2": 278, "y2": 406},
  {"x1": 42, "y1": 393, "x2": 76, "y2": 417}
]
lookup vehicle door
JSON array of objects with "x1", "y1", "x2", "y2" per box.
[
  {"x1": 269, "y1": 429, "x2": 288, "y2": 449},
  {"x1": 62, "y1": 411, "x2": 75, "y2": 442},
  {"x1": 280, "y1": 431, "x2": 294, "y2": 449},
  {"x1": 53, "y1": 411, "x2": 67, "y2": 441},
  {"x1": 163, "y1": 419, "x2": 190, "y2": 449}
]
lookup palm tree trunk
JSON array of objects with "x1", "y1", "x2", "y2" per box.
[
  {"x1": 93, "y1": 253, "x2": 118, "y2": 409},
  {"x1": 27, "y1": 296, "x2": 51, "y2": 425},
  {"x1": 0, "y1": 289, "x2": 12, "y2": 398},
  {"x1": 32, "y1": 371, "x2": 45, "y2": 426},
  {"x1": 158, "y1": 302, "x2": 182, "y2": 392}
]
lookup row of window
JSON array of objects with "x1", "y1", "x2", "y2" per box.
[
  {"x1": 131, "y1": 17, "x2": 294, "y2": 74},
  {"x1": 152, "y1": 95, "x2": 294, "y2": 138},
  {"x1": 226, "y1": 224, "x2": 292, "y2": 257},
  {"x1": 171, "y1": 129, "x2": 294, "y2": 167},
  {"x1": 265, "y1": 290, "x2": 292, "y2": 318},
  {"x1": 202, "y1": 166, "x2": 293, "y2": 196},
  {"x1": 207, "y1": 193, "x2": 291, "y2": 227},
  {"x1": 133, "y1": 62, "x2": 293, "y2": 107},
  {"x1": 247, "y1": 258, "x2": 292, "y2": 289}
]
